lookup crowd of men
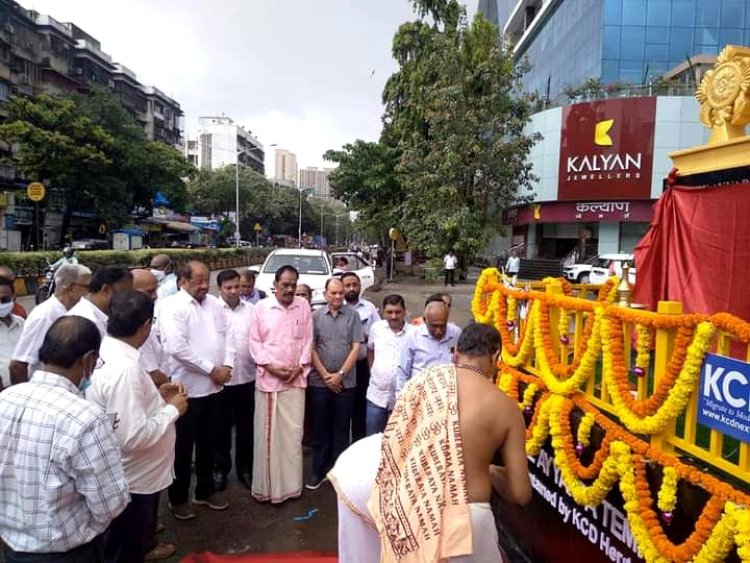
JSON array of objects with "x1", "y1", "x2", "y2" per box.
[{"x1": 0, "y1": 254, "x2": 520, "y2": 563}]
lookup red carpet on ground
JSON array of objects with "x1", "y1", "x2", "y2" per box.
[{"x1": 181, "y1": 552, "x2": 337, "y2": 563}]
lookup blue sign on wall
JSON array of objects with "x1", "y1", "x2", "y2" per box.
[{"x1": 698, "y1": 353, "x2": 750, "y2": 443}]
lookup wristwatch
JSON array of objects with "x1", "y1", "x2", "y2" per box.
[{"x1": 338, "y1": 369, "x2": 345, "y2": 377}]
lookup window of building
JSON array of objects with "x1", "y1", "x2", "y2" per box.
[
  {"x1": 603, "y1": 0, "x2": 622, "y2": 25},
  {"x1": 645, "y1": 43, "x2": 668, "y2": 62},
  {"x1": 721, "y1": 0, "x2": 746, "y2": 28},
  {"x1": 620, "y1": 26, "x2": 645, "y2": 59},
  {"x1": 670, "y1": 0, "x2": 695, "y2": 27},
  {"x1": 696, "y1": 2, "x2": 720, "y2": 28},
  {"x1": 0, "y1": 82, "x2": 9, "y2": 102},
  {"x1": 645, "y1": 26, "x2": 669, "y2": 44},
  {"x1": 603, "y1": 25, "x2": 621, "y2": 58},
  {"x1": 646, "y1": 0, "x2": 670, "y2": 26},
  {"x1": 621, "y1": 0, "x2": 646, "y2": 26}
]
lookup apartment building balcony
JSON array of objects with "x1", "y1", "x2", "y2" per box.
[
  {"x1": 40, "y1": 53, "x2": 69, "y2": 76},
  {"x1": 35, "y1": 15, "x2": 73, "y2": 39},
  {"x1": 75, "y1": 39, "x2": 112, "y2": 65}
]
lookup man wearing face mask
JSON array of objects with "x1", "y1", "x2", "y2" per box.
[
  {"x1": 87, "y1": 291, "x2": 188, "y2": 563},
  {"x1": 0, "y1": 316, "x2": 129, "y2": 562},
  {"x1": 150, "y1": 254, "x2": 178, "y2": 300},
  {"x1": 66, "y1": 266, "x2": 133, "y2": 338},
  {"x1": 10, "y1": 263, "x2": 92, "y2": 384},
  {"x1": 0, "y1": 277, "x2": 24, "y2": 390}
]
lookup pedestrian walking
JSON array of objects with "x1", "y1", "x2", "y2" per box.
[
  {"x1": 248, "y1": 265, "x2": 313, "y2": 503},
  {"x1": 505, "y1": 250, "x2": 521, "y2": 284},
  {"x1": 0, "y1": 316, "x2": 129, "y2": 562},
  {"x1": 365, "y1": 294, "x2": 413, "y2": 436},
  {"x1": 160, "y1": 261, "x2": 235, "y2": 520},
  {"x1": 87, "y1": 291, "x2": 188, "y2": 563},
  {"x1": 443, "y1": 250, "x2": 458, "y2": 287},
  {"x1": 307, "y1": 278, "x2": 362, "y2": 490}
]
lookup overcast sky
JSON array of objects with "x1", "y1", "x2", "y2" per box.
[{"x1": 23, "y1": 0, "x2": 476, "y2": 172}]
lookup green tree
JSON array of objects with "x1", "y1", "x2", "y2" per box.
[
  {"x1": 383, "y1": 2, "x2": 539, "y2": 260},
  {"x1": 0, "y1": 89, "x2": 192, "y2": 243},
  {"x1": 326, "y1": 1, "x2": 539, "y2": 262},
  {"x1": 324, "y1": 140, "x2": 401, "y2": 244}
]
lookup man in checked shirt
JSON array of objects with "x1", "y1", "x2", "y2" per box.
[{"x1": 0, "y1": 316, "x2": 129, "y2": 562}]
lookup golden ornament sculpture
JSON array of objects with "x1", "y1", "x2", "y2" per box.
[{"x1": 696, "y1": 45, "x2": 750, "y2": 144}]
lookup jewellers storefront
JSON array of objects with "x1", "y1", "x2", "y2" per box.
[{"x1": 503, "y1": 95, "x2": 705, "y2": 260}]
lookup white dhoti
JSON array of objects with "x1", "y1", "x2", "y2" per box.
[
  {"x1": 329, "y1": 433, "x2": 508, "y2": 563},
  {"x1": 252, "y1": 387, "x2": 304, "y2": 503},
  {"x1": 328, "y1": 434, "x2": 383, "y2": 563}
]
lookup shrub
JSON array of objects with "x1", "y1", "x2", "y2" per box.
[{"x1": 0, "y1": 247, "x2": 271, "y2": 277}]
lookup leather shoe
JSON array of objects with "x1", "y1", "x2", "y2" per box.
[
  {"x1": 213, "y1": 470, "x2": 228, "y2": 492},
  {"x1": 239, "y1": 471, "x2": 253, "y2": 490}
]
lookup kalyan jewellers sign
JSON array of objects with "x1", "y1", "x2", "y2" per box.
[{"x1": 558, "y1": 98, "x2": 656, "y2": 201}]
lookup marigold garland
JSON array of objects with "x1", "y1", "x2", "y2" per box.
[
  {"x1": 477, "y1": 268, "x2": 750, "y2": 563},
  {"x1": 657, "y1": 466, "x2": 678, "y2": 513},
  {"x1": 576, "y1": 412, "x2": 596, "y2": 448}
]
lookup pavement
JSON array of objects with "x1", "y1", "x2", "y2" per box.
[{"x1": 17, "y1": 270, "x2": 480, "y2": 560}]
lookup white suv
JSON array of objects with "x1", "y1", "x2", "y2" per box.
[
  {"x1": 250, "y1": 248, "x2": 375, "y2": 308},
  {"x1": 563, "y1": 253, "x2": 634, "y2": 284}
]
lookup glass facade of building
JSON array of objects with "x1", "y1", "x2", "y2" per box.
[{"x1": 491, "y1": 0, "x2": 750, "y2": 99}]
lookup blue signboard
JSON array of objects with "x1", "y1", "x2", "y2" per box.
[{"x1": 697, "y1": 353, "x2": 750, "y2": 443}]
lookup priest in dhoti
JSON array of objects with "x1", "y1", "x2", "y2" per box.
[
  {"x1": 328, "y1": 323, "x2": 532, "y2": 562},
  {"x1": 248, "y1": 265, "x2": 313, "y2": 503}
]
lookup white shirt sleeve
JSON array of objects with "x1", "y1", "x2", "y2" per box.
[
  {"x1": 222, "y1": 306, "x2": 236, "y2": 369},
  {"x1": 106, "y1": 365, "x2": 179, "y2": 454},
  {"x1": 12, "y1": 311, "x2": 48, "y2": 364}
]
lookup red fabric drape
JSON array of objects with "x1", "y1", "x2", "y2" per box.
[{"x1": 634, "y1": 181, "x2": 750, "y2": 319}]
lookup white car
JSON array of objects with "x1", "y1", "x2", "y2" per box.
[
  {"x1": 250, "y1": 248, "x2": 375, "y2": 309},
  {"x1": 563, "y1": 253, "x2": 634, "y2": 284},
  {"x1": 588, "y1": 253, "x2": 636, "y2": 286}
]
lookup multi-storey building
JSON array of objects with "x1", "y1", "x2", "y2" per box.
[
  {"x1": 478, "y1": 0, "x2": 750, "y2": 261},
  {"x1": 298, "y1": 166, "x2": 335, "y2": 200},
  {"x1": 0, "y1": 0, "x2": 185, "y2": 250},
  {"x1": 188, "y1": 116, "x2": 265, "y2": 175},
  {"x1": 274, "y1": 148, "x2": 298, "y2": 186}
]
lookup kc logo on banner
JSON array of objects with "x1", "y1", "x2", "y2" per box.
[{"x1": 698, "y1": 353, "x2": 750, "y2": 443}]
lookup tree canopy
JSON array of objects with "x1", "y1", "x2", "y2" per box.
[
  {"x1": 326, "y1": 0, "x2": 539, "y2": 260},
  {"x1": 0, "y1": 88, "x2": 193, "y2": 243}
]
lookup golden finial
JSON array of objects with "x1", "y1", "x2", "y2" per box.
[
  {"x1": 617, "y1": 263, "x2": 632, "y2": 308},
  {"x1": 696, "y1": 45, "x2": 750, "y2": 144}
]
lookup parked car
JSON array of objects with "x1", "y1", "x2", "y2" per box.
[
  {"x1": 588, "y1": 253, "x2": 636, "y2": 286},
  {"x1": 249, "y1": 248, "x2": 375, "y2": 309},
  {"x1": 330, "y1": 251, "x2": 376, "y2": 291},
  {"x1": 71, "y1": 239, "x2": 109, "y2": 250},
  {"x1": 563, "y1": 253, "x2": 634, "y2": 284}
]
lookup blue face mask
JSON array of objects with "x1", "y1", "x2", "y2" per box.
[{"x1": 78, "y1": 367, "x2": 92, "y2": 393}]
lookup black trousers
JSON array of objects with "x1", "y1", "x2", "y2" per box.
[
  {"x1": 444, "y1": 268, "x2": 456, "y2": 286},
  {"x1": 168, "y1": 393, "x2": 219, "y2": 505},
  {"x1": 105, "y1": 492, "x2": 159, "y2": 563},
  {"x1": 2, "y1": 534, "x2": 106, "y2": 562},
  {"x1": 309, "y1": 386, "x2": 355, "y2": 480},
  {"x1": 215, "y1": 381, "x2": 255, "y2": 477},
  {"x1": 351, "y1": 358, "x2": 370, "y2": 441}
]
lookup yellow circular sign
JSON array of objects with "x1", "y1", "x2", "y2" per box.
[
  {"x1": 388, "y1": 228, "x2": 400, "y2": 241},
  {"x1": 27, "y1": 182, "x2": 45, "y2": 202}
]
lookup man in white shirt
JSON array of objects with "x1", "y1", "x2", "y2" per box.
[
  {"x1": 505, "y1": 250, "x2": 521, "y2": 284},
  {"x1": 341, "y1": 271, "x2": 381, "y2": 441},
  {"x1": 0, "y1": 316, "x2": 129, "y2": 561},
  {"x1": 0, "y1": 277, "x2": 24, "y2": 390},
  {"x1": 9, "y1": 263, "x2": 91, "y2": 384},
  {"x1": 214, "y1": 269, "x2": 256, "y2": 491},
  {"x1": 132, "y1": 269, "x2": 170, "y2": 388},
  {"x1": 159, "y1": 261, "x2": 235, "y2": 520},
  {"x1": 443, "y1": 250, "x2": 458, "y2": 287},
  {"x1": 366, "y1": 294, "x2": 414, "y2": 435},
  {"x1": 66, "y1": 266, "x2": 133, "y2": 338},
  {"x1": 87, "y1": 290, "x2": 187, "y2": 563},
  {"x1": 150, "y1": 254, "x2": 179, "y2": 300}
]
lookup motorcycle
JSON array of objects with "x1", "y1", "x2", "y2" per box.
[{"x1": 35, "y1": 260, "x2": 55, "y2": 305}]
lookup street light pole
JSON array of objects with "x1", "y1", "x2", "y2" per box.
[
  {"x1": 298, "y1": 187, "x2": 303, "y2": 248},
  {"x1": 234, "y1": 142, "x2": 276, "y2": 247}
]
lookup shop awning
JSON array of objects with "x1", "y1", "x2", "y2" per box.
[{"x1": 166, "y1": 221, "x2": 199, "y2": 233}]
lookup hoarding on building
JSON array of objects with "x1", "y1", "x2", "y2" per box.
[{"x1": 558, "y1": 98, "x2": 656, "y2": 201}]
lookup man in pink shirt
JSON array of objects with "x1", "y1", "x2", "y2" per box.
[{"x1": 248, "y1": 265, "x2": 313, "y2": 503}]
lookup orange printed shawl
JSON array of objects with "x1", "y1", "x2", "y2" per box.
[{"x1": 367, "y1": 364, "x2": 472, "y2": 562}]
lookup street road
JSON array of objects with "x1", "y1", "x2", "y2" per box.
[{"x1": 17, "y1": 270, "x2": 478, "y2": 560}]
